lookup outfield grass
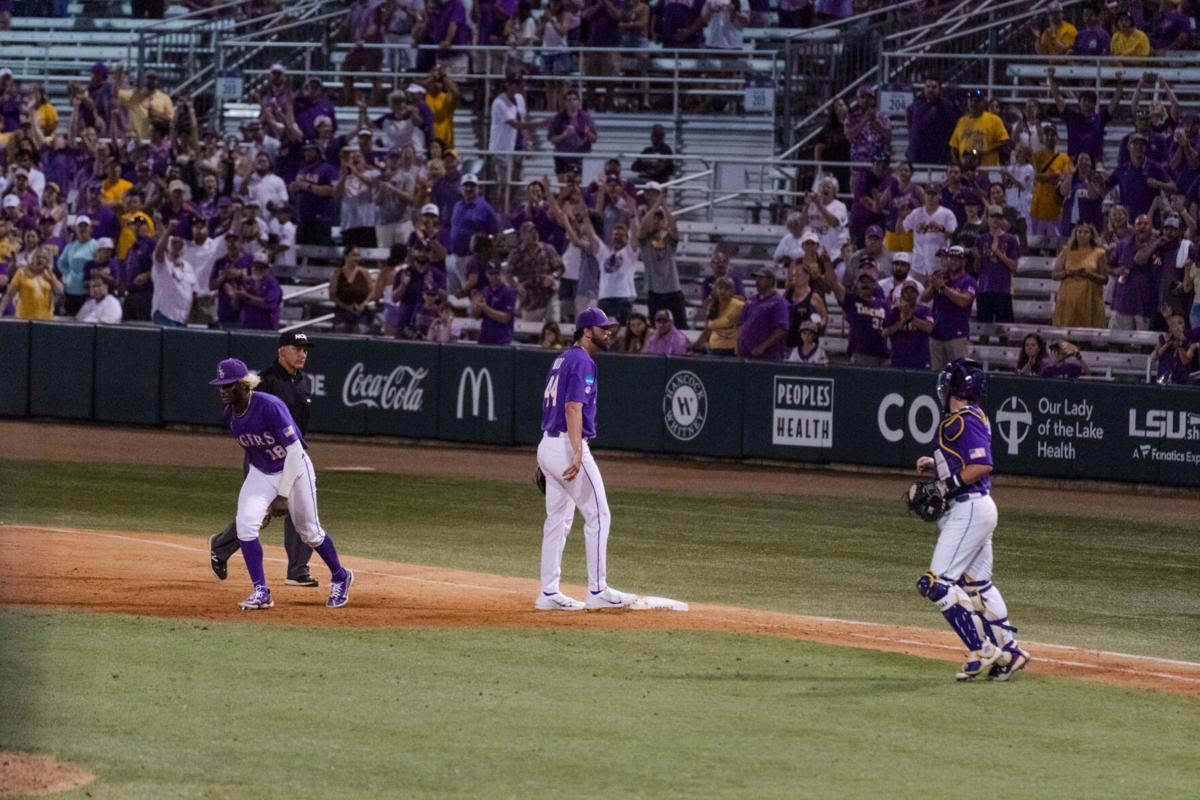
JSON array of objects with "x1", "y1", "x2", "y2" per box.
[
  {"x1": 1, "y1": 608, "x2": 1197, "y2": 800},
  {"x1": 3, "y1": 459, "x2": 1198, "y2": 661}
]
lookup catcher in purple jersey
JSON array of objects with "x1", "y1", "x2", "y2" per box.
[
  {"x1": 912, "y1": 358, "x2": 1030, "y2": 681},
  {"x1": 210, "y1": 358, "x2": 354, "y2": 610}
]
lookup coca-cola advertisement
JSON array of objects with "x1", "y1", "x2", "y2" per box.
[
  {"x1": 341, "y1": 363, "x2": 428, "y2": 412},
  {"x1": 312, "y1": 339, "x2": 441, "y2": 438}
]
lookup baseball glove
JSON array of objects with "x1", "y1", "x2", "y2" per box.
[
  {"x1": 905, "y1": 480, "x2": 947, "y2": 523},
  {"x1": 534, "y1": 467, "x2": 547, "y2": 495}
]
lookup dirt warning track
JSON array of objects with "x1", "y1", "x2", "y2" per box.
[{"x1": 2, "y1": 524, "x2": 1198, "y2": 699}]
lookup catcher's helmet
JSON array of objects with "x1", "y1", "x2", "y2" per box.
[{"x1": 936, "y1": 358, "x2": 987, "y2": 411}]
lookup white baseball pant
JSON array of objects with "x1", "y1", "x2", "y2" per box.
[
  {"x1": 929, "y1": 494, "x2": 998, "y2": 581},
  {"x1": 537, "y1": 433, "x2": 610, "y2": 595},
  {"x1": 236, "y1": 453, "x2": 328, "y2": 548}
]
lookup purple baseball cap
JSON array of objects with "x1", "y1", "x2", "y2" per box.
[
  {"x1": 209, "y1": 358, "x2": 250, "y2": 385},
  {"x1": 865, "y1": 225, "x2": 884, "y2": 239},
  {"x1": 575, "y1": 307, "x2": 619, "y2": 330}
]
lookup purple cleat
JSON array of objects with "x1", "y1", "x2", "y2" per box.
[
  {"x1": 327, "y1": 568, "x2": 354, "y2": 608},
  {"x1": 239, "y1": 585, "x2": 273, "y2": 610}
]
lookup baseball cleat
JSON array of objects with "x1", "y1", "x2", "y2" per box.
[
  {"x1": 955, "y1": 645, "x2": 1007, "y2": 681},
  {"x1": 585, "y1": 586, "x2": 638, "y2": 611},
  {"x1": 535, "y1": 592, "x2": 586, "y2": 611},
  {"x1": 327, "y1": 568, "x2": 354, "y2": 608},
  {"x1": 286, "y1": 573, "x2": 319, "y2": 588},
  {"x1": 209, "y1": 535, "x2": 228, "y2": 581},
  {"x1": 989, "y1": 646, "x2": 1031, "y2": 681},
  {"x1": 239, "y1": 585, "x2": 273, "y2": 610}
]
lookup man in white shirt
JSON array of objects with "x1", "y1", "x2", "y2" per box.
[
  {"x1": 184, "y1": 217, "x2": 228, "y2": 325},
  {"x1": 901, "y1": 187, "x2": 958, "y2": 278},
  {"x1": 773, "y1": 211, "x2": 808, "y2": 266},
  {"x1": 151, "y1": 232, "x2": 198, "y2": 327},
  {"x1": 597, "y1": 220, "x2": 640, "y2": 324},
  {"x1": 877, "y1": 251, "x2": 924, "y2": 306},
  {"x1": 487, "y1": 72, "x2": 543, "y2": 194},
  {"x1": 239, "y1": 153, "x2": 289, "y2": 213},
  {"x1": 805, "y1": 176, "x2": 849, "y2": 260},
  {"x1": 266, "y1": 205, "x2": 298, "y2": 276},
  {"x1": 703, "y1": 0, "x2": 749, "y2": 51},
  {"x1": 76, "y1": 277, "x2": 124, "y2": 324}
]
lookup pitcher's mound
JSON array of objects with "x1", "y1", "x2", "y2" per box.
[{"x1": 0, "y1": 752, "x2": 95, "y2": 798}]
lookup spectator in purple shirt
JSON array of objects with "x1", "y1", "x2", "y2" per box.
[
  {"x1": 548, "y1": 90, "x2": 598, "y2": 180},
  {"x1": 120, "y1": 218, "x2": 158, "y2": 322},
  {"x1": 289, "y1": 142, "x2": 339, "y2": 246},
  {"x1": 661, "y1": 0, "x2": 705, "y2": 47},
  {"x1": 1072, "y1": 4, "x2": 1111, "y2": 55},
  {"x1": 850, "y1": 153, "x2": 897, "y2": 246},
  {"x1": 642, "y1": 308, "x2": 691, "y2": 354},
  {"x1": 431, "y1": 150, "x2": 464, "y2": 221},
  {"x1": 1149, "y1": 2, "x2": 1193, "y2": 50},
  {"x1": 1106, "y1": 133, "x2": 1176, "y2": 220},
  {"x1": 826, "y1": 265, "x2": 890, "y2": 367},
  {"x1": 1040, "y1": 340, "x2": 1088, "y2": 380},
  {"x1": 844, "y1": 86, "x2": 892, "y2": 168},
  {"x1": 1109, "y1": 213, "x2": 1158, "y2": 330},
  {"x1": 449, "y1": 173, "x2": 501, "y2": 291},
  {"x1": 974, "y1": 206, "x2": 1021, "y2": 322},
  {"x1": 737, "y1": 267, "x2": 789, "y2": 360},
  {"x1": 906, "y1": 77, "x2": 959, "y2": 168},
  {"x1": 473, "y1": 264, "x2": 516, "y2": 344},
  {"x1": 582, "y1": 0, "x2": 624, "y2": 111},
  {"x1": 509, "y1": 180, "x2": 563, "y2": 250},
  {"x1": 292, "y1": 78, "x2": 338, "y2": 141},
  {"x1": 235, "y1": 254, "x2": 283, "y2": 330},
  {"x1": 882, "y1": 282, "x2": 933, "y2": 369},
  {"x1": 426, "y1": 0, "x2": 471, "y2": 76},
  {"x1": 1048, "y1": 68, "x2": 1115, "y2": 165},
  {"x1": 1058, "y1": 152, "x2": 1107, "y2": 237},
  {"x1": 920, "y1": 245, "x2": 977, "y2": 370},
  {"x1": 1153, "y1": 313, "x2": 1198, "y2": 384}
]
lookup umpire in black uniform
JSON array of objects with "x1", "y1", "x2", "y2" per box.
[{"x1": 209, "y1": 331, "x2": 319, "y2": 586}]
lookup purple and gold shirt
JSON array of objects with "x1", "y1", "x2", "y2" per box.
[
  {"x1": 541, "y1": 346, "x2": 599, "y2": 439},
  {"x1": 224, "y1": 391, "x2": 306, "y2": 475},
  {"x1": 937, "y1": 405, "x2": 992, "y2": 493}
]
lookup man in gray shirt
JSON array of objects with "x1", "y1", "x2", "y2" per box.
[{"x1": 635, "y1": 182, "x2": 688, "y2": 328}]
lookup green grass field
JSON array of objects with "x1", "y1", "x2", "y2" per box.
[{"x1": 2, "y1": 458, "x2": 1199, "y2": 798}]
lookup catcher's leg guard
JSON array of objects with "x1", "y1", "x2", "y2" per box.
[
  {"x1": 959, "y1": 577, "x2": 1018, "y2": 650},
  {"x1": 923, "y1": 577, "x2": 987, "y2": 651}
]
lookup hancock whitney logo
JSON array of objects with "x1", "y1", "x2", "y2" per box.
[
  {"x1": 995, "y1": 396, "x2": 1032, "y2": 456},
  {"x1": 663, "y1": 370, "x2": 707, "y2": 441}
]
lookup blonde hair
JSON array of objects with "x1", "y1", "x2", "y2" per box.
[
  {"x1": 240, "y1": 372, "x2": 262, "y2": 389},
  {"x1": 1068, "y1": 223, "x2": 1098, "y2": 250}
]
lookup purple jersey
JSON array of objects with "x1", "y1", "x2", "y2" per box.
[
  {"x1": 931, "y1": 272, "x2": 976, "y2": 341},
  {"x1": 541, "y1": 346, "x2": 599, "y2": 439},
  {"x1": 224, "y1": 391, "x2": 306, "y2": 475},
  {"x1": 937, "y1": 405, "x2": 992, "y2": 493},
  {"x1": 840, "y1": 291, "x2": 889, "y2": 360}
]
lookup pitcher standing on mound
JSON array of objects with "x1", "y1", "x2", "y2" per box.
[
  {"x1": 210, "y1": 358, "x2": 354, "y2": 611},
  {"x1": 535, "y1": 307, "x2": 638, "y2": 612}
]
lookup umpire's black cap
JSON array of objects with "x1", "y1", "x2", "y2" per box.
[{"x1": 278, "y1": 331, "x2": 316, "y2": 349}]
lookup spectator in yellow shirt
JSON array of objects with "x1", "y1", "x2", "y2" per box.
[
  {"x1": 115, "y1": 67, "x2": 175, "y2": 140},
  {"x1": 1110, "y1": 12, "x2": 1151, "y2": 59},
  {"x1": 423, "y1": 66, "x2": 460, "y2": 149},
  {"x1": 1030, "y1": 124, "x2": 1070, "y2": 238},
  {"x1": 0, "y1": 247, "x2": 62, "y2": 320},
  {"x1": 1035, "y1": 2, "x2": 1077, "y2": 56},
  {"x1": 100, "y1": 159, "x2": 133, "y2": 208},
  {"x1": 949, "y1": 91, "x2": 1011, "y2": 167}
]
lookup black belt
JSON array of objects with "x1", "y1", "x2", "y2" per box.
[
  {"x1": 543, "y1": 432, "x2": 594, "y2": 442},
  {"x1": 954, "y1": 491, "x2": 989, "y2": 504}
]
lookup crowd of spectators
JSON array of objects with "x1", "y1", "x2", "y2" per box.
[{"x1": 1, "y1": 0, "x2": 1199, "y2": 382}]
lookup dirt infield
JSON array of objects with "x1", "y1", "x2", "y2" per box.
[
  {"x1": 1, "y1": 420, "x2": 1195, "y2": 522},
  {"x1": 3, "y1": 524, "x2": 1198, "y2": 699},
  {"x1": 0, "y1": 752, "x2": 95, "y2": 798}
]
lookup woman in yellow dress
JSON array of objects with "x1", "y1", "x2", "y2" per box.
[{"x1": 1051, "y1": 222, "x2": 1108, "y2": 328}]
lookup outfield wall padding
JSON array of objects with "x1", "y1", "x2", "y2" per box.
[
  {"x1": 0, "y1": 319, "x2": 31, "y2": 417},
  {"x1": 3, "y1": 325, "x2": 1199, "y2": 487},
  {"x1": 94, "y1": 325, "x2": 162, "y2": 425}
]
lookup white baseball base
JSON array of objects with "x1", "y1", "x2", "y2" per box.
[{"x1": 629, "y1": 595, "x2": 689, "y2": 611}]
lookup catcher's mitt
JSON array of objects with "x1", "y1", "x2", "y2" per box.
[
  {"x1": 534, "y1": 466, "x2": 547, "y2": 495},
  {"x1": 905, "y1": 480, "x2": 947, "y2": 522}
]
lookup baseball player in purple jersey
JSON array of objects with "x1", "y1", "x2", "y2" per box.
[
  {"x1": 210, "y1": 358, "x2": 354, "y2": 610},
  {"x1": 915, "y1": 359, "x2": 1030, "y2": 680},
  {"x1": 535, "y1": 307, "x2": 637, "y2": 611}
]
